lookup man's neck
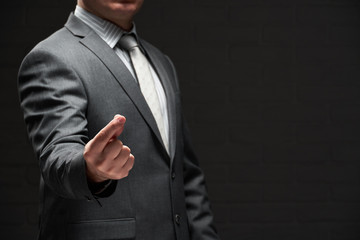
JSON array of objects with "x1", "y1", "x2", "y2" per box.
[{"x1": 77, "y1": 3, "x2": 132, "y2": 31}]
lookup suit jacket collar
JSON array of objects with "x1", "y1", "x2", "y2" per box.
[
  {"x1": 65, "y1": 12, "x2": 92, "y2": 37},
  {"x1": 64, "y1": 13, "x2": 176, "y2": 161}
]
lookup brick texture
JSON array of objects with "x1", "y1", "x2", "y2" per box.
[{"x1": 2, "y1": 0, "x2": 360, "y2": 239}]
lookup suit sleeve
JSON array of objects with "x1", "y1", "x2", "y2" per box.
[
  {"x1": 164, "y1": 55, "x2": 220, "y2": 239},
  {"x1": 182, "y1": 119, "x2": 220, "y2": 240},
  {"x1": 18, "y1": 47, "x2": 98, "y2": 200}
]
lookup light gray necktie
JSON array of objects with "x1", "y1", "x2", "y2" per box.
[{"x1": 118, "y1": 34, "x2": 169, "y2": 153}]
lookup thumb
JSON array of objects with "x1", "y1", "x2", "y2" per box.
[{"x1": 89, "y1": 114, "x2": 126, "y2": 152}]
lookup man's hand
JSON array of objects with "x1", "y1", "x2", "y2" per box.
[{"x1": 84, "y1": 114, "x2": 135, "y2": 183}]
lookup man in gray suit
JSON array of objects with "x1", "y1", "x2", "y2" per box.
[{"x1": 18, "y1": 0, "x2": 220, "y2": 239}]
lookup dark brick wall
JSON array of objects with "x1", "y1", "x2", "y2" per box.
[{"x1": 1, "y1": 0, "x2": 360, "y2": 239}]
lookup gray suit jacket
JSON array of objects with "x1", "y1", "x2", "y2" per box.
[{"x1": 18, "y1": 13, "x2": 219, "y2": 240}]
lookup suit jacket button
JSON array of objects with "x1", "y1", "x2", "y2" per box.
[
  {"x1": 175, "y1": 214, "x2": 181, "y2": 225},
  {"x1": 171, "y1": 172, "x2": 176, "y2": 180}
]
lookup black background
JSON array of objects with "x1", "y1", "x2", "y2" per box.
[{"x1": 1, "y1": 0, "x2": 360, "y2": 239}]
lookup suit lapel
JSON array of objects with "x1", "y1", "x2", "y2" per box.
[{"x1": 65, "y1": 14, "x2": 170, "y2": 158}]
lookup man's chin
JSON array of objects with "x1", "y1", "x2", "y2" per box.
[{"x1": 111, "y1": 3, "x2": 141, "y2": 13}]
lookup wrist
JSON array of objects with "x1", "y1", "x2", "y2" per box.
[{"x1": 85, "y1": 163, "x2": 109, "y2": 183}]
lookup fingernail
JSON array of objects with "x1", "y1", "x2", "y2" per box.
[{"x1": 114, "y1": 114, "x2": 126, "y2": 123}]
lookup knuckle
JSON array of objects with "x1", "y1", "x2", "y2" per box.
[
  {"x1": 128, "y1": 163, "x2": 134, "y2": 171},
  {"x1": 114, "y1": 140, "x2": 122, "y2": 150},
  {"x1": 122, "y1": 145, "x2": 131, "y2": 155},
  {"x1": 125, "y1": 157, "x2": 134, "y2": 171},
  {"x1": 113, "y1": 172, "x2": 124, "y2": 180},
  {"x1": 113, "y1": 167, "x2": 129, "y2": 179},
  {"x1": 122, "y1": 171, "x2": 129, "y2": 178},
  {"x1": 83, "y1": 143, "x2": 93, "y2": 158},
  {"x1": 83, "y1": 150, "x2": 91, "y2": 160},
  {"x1": 84, "y1": 151, "x2": 97, "y2": 164},
  {"x1": 129, "y1": 156, "x2": 135, "y2": 165}
]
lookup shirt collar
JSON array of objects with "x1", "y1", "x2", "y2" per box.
[{"x1": 74, "y1": 5, "x2": 139, "y2": 49}]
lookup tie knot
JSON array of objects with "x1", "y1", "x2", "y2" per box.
[{"x1": 118, "y1": 34, "x2": 138, "y2": 51}]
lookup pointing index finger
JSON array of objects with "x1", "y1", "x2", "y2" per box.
[{"x1": 90, "y1": 115, "x2": 126, "y2": 152}]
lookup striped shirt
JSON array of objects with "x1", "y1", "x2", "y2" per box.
[{"x1": 74, "y1": 5, "x2": 169, "y2": 147}]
